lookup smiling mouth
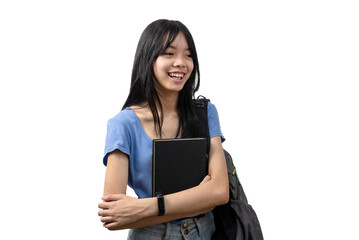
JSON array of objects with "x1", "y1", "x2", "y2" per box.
[{"x1": 168, "y1": 72, "x2": 184, "y2": 80}]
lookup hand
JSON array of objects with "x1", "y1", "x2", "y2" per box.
[
  {"x1": 200, "y1": 175, "x2": 211, "y2": 185},
  {"x1": 98, "y1": 194, "x2": 149, "y2": 230}
]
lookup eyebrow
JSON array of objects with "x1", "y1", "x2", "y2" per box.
[{"x1": 167, "y1": 45, "x2": 190, "y2": 51}]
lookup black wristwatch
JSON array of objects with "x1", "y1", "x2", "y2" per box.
[{"x1": 155, "y1": 192, "x2": 165, "y2": 216}]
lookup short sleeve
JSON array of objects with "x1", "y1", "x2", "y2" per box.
[
  {"x1": 208, "y1": 102, "x2": 225, "y2": 143},
  {"x1": 103, "y1": 113, "x2": 131, "y2": 166}
]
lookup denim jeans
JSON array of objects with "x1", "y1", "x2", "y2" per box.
[{"x1": 127, "y1": 212, "x2": 215, "y2": 240}]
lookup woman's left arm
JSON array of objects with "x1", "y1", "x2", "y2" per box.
[
  {"x1": 98, "y1": 136, "x2": 229, "y2": 230},
  {"x1": 162, "y1": 136, "x2": 229, "y2": 214}
]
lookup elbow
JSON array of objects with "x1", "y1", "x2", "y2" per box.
[
  {"x1": 215, "y1": 183, "x2": 230, "y2": 206},
  {"x1": 221, "y1": 187, "x2": 230, "y2": 205}
]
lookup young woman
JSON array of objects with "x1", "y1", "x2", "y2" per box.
[{"x1": 98, "y1": 19, "x2": 229, "y2": 239}]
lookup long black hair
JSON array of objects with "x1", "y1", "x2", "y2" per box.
[{"x1": 122, "y1": 19, "x2": 200, "y2": 138}]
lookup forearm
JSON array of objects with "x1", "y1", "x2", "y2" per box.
[
  {"x1": 164, "y1": 178, "x2": 227, "y2": 216},
  {"x1": 113, "y1": 207, "x2": 213, "y2": 230},
  {"x1": 114, "y1": 178, "x2": 226, "y2": 230},
  {"x1": 102, "y1": 178, "x2": 226, "y2": 231}
]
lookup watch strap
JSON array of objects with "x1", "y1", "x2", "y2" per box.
[{"x1": 155, "y1": 192, "x2": 165, "y2": 216}]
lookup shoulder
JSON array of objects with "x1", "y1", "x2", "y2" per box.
[
  {"x1": 206, "y1": 101, "x2": 225, "y2": 141},
  {"x1": 107, "y1": 108, "x2": 137, "y2": 129},
  {"x1": 193, "y1": 98, "x2": 220, "y2": 119},
  {"x1": 207, "y1": 101, "x2": 220, "y2": 116},
  {"x1": 207, "y1": 101, "x2": 217, "y2": 111},
  {"x1": 104, "y1": 109, "x2": 135, "y2": 165}
]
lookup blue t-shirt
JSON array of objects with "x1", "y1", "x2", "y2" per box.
[{"x1": 103, "y1": 102, "x2": 224, "y2": 198}]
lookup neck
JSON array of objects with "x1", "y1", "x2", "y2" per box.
[{"x1": 157, "y1": 92, "x2": 179, "y2": 114}]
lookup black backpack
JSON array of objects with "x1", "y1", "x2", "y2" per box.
[{"x1": 193, "y1": 97, "x2": 264, "y2": 240}]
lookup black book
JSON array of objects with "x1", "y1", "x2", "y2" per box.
[{"x1": 152, "y1": 138, "x2": 208, "y2": 196}]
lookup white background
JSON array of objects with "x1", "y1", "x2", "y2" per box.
[{"x1": 1, "y1": 0, "x2": 358, "y2": 239}]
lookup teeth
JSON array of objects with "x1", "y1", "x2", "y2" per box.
[{"x1": 169, "y1": 73, "x2": 184, "y2": 78}]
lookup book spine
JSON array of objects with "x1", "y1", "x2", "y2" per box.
[{"x1": 152, "y1": 141, "x2": 155, "y2": 197}]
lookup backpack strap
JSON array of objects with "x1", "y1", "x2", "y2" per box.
[{"x1": 193, "y1": 96, "x2": 211, "y2": 155}]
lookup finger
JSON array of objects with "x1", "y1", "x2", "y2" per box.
[
  {"x1": 104, "y1": 221, "x2": 119, "y2": 230},
  {"x1": 98, "y1": 209, "x2": 110, "y2": 217},
  {"x1": 98, "y1": 201, "x2": 111, "y2": 209},
  {"x1": 100, "y1": 216, "x2": 113, "y2": 223}
]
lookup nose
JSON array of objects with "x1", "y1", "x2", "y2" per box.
[{"x1": 173, "y1": 55, "x2": 186, "y2": 68}]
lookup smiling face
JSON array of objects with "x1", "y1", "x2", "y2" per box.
[{"x1": 153, "y1": 32, "x2": 194, "y2": 96}]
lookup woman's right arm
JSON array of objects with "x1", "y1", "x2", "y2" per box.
[{"x1": 103, "y1": 149, "x2": 128, "y2": 196}]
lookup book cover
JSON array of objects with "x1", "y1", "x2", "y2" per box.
[{"x1": 152, "y1": 138, "x2": 207, "y2": 196}]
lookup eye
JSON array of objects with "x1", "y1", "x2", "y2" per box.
[
  {"x1": 161, "y1": 52, "x2": 173, "y2": 56},
  {"x1": 185, "y1": 51, "x2": 192, "y2": 58}
]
